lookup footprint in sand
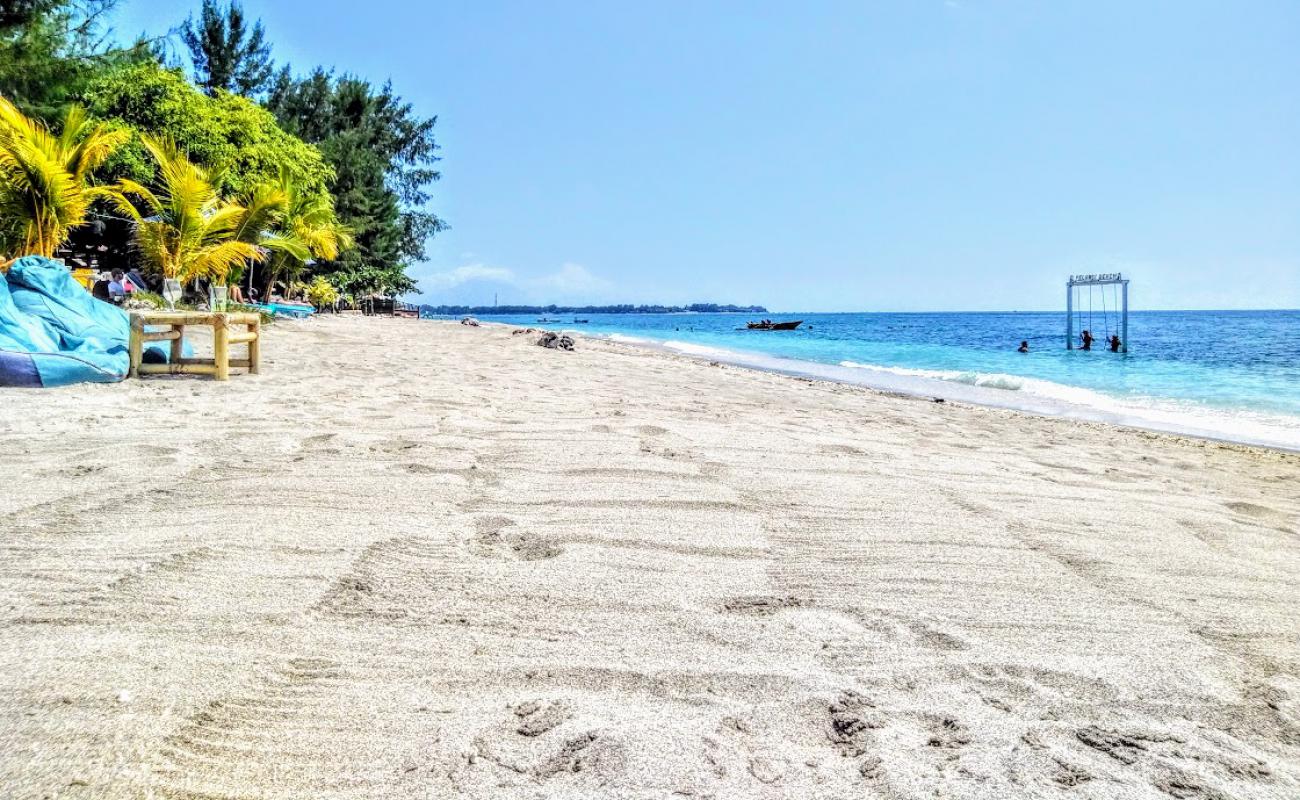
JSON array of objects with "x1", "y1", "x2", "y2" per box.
[
  {"x1": 1223, "y1": 500, "x2": 1288, "y2": 521},
  {"x1": 398, "y1": 462, "x2": 441, "y2": 474},
  {"x1": 722, "y1": 595, "x2": 812, "y2": 616},
  {"x1": 369, "y1": 438, "x2": 421, "y2": 454},
  {"x1": 825, "y1": 690, "x2": 885, "y2": 758},
  {"x1": 817, "y1": 443, "x2": 866, "y2": 457},
  {"x1": 470, "y1": 516, "x2": 564, "y2": 561},
  {"x1": 513, "y1": 699, "x2": 571, "y2": 737},
  {"x1": 848, "y1": 608, "x2": 970, "y2": 652},
  {"x1": 1050, "y1": 758, "x2": 1094, "y2": 787},
  {"x1": 925, "y1": 716, "x2": 971, "y2": 749},
  {"x1": 300, "y1": 433, "x2": 337, "y2": 449},
  {"x1": 905, "y1": 620, "x2": 969, "y2": 652}
]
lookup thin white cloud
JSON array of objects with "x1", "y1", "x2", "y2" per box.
[
  {"x1": 412, "y1": 261, "x2": 614, "y2": 303},
  {"x1": 423, "y1": 263, "x2": 516, "y2": 289},
  {"x1": 533, "y1": 262, "x2": 612, "y2": 295}
]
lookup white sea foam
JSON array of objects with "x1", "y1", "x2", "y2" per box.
[
  {"x1": 594, "y1": 335, "x2": 1300, "y2": 451},
  {"x1": 606, "y1": 333, "x2": 654, "y2": 345},
  {"x1": 660, "y1": 339, "x2": 746, "y2": 360},
  {"x1": 838, "y1": 361, "x2": 1124, "y2": 408}
]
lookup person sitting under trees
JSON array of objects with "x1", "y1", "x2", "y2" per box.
[{"x1": 107, "y1": 271, "x2": 126, "y2": 304}]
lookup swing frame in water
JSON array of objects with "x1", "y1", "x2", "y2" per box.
[{"x1": 1067, "y1": 273, "x2": 1129, "y2": 353}]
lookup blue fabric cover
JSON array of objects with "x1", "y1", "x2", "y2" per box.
[{"x1": 0, "y1": 256, "x2": 176, "y2": 387}]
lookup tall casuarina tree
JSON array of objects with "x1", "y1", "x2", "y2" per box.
[{"x1": 179, "y1": 0, "x2": 274, "y2": 97}]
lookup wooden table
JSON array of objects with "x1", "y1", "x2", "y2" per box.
[{"x1": 129, "y1": 310, "x2": 261, "y2": 380}]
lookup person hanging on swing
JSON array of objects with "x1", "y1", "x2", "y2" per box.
[
  {"x1": 1109, "y1": 333, "x2": 1121, "y2": 352},
  {"x1": 1080, "y1": 329, "x2": 1094, "y2": 350}
]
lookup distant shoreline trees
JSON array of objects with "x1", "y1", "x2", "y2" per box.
[{"x1": 421, "y1": 303, "x2": 769, "y2": 316}]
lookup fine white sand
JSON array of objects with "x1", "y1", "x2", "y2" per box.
[{"x1": 1, "y1": 316, "x2": 1297, "y2": 799}]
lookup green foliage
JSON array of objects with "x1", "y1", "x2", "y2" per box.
[
  {"x1": 0, "y1": 1, "x2": 152, "y2": 121},
  {"x1": 267, "y1": 68, "x2": 444, "y2": 297},
  {"x1": 304, "y1": 275, "x2": 338, "y2": 307},
  {"x1": 258, "y1": 166, "x2": 350, "y2": 297},
  {"x1": 77, "y1": 61, "x2": 332, "y2": 200},
  {"x1": 0, "y1": 1, "x2": 439, "y2": 299},
  {"x1": 127, "y1": 288, "x2": 164, "y2": 307},
  {"x1": 105, "y1": 135, "x2": 269, "y2": 282},
  {"x1": 0, "y1": 95, "x2": 128, "y2": 256},
  {"x1": 180, "y1": 0, "x2": 274, "y2": 97}
]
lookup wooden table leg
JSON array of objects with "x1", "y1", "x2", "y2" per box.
[
  {"x1": 213, "y1": 315, "x2": 230, "y2": 381},
  {"x1": 169, "y1": 324, "x2": 184, "y2": 364},
  {"x1": 128, "y1": 315, "x2": 143, "y2": 378},
  {"x1": 248, "y1": 318, "x2": 261, "y2": 375}
]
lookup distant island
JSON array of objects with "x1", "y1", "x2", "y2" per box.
[{"x1": 420, "y1": 303, "x2": 768, "y2": 315}]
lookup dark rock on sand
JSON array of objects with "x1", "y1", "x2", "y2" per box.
[{"x1": 537, "y1": 331, "x2": 575, "y2": 351}]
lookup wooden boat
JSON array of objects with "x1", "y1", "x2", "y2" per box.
[{"x1": 746, "y1": 319, "x2": 803, "y2": 330}]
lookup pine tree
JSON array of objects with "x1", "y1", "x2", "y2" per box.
[{"x1": 179, "y1": 0, "x2": 273, "y2": 97}]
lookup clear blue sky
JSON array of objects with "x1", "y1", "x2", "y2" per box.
[{"x1": 112, "y1": 1, "x2": 1299, "y2": 311}]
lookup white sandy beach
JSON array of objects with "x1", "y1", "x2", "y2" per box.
[{"x1": 1, "y1": 316, "x2": 1297, "y2": 799}]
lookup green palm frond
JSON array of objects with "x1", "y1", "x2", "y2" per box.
[
  {"x1": 229, "y1": 182, "x2": 287, "y2": 244},
  {"x1": 120, "y1": 138, "x2": 282, "y2": 283},
  {"x1": 66, "y1": 125, "x2": 130, "y2": 182},
  {"x1": 0, "y1": 95, "x2": 128, "y2": 257},
  {"x1": 259, "y1": 231, "x2": 311, "y2": 262},
  {"x1": 189, "y1": 239, "x2": 265, "y2": 282},
  {"x1": 108, "y1": 178, "x2": 163, "y2": 216},
  {"x1": 254, "y1": 168, "x2": 352, "y2": 293},
  {"x1": 85, "y1": 185, "x2": 140, "y2": 223}
]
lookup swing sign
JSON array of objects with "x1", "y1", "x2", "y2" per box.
[{"x1": 1069, "y1": 273, "x2": 1123, "y2": 284}]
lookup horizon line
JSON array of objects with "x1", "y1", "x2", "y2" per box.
[{"x1": 417, "y1": 305, "x2": 1300, "y2": 315}]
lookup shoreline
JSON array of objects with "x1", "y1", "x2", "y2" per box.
[
  {"x1": 2, "y1": 316, "x2": 1297, "y2": 799},
  {"x1": 487, "y1": 320, "x2": 1300, "y2": 455}
]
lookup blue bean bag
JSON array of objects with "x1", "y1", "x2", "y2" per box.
[{"x1": 0, "y1": 256, "x2": 174, "y2": 387}]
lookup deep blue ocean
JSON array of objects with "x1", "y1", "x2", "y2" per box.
[{"x1": 446, "y1": 310, "x2": 1300, "y2": 449}]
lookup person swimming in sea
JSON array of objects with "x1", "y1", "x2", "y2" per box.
[
  {"x1": 1017, "y1": 340, "x2": 1029, "y2": 353},
  {"x1": 1109, "y1": 334, "x2": 1122, "y2": 352},
  {"x1": 1081, "y1": 329, "x2": 1094, "y2": 350}
]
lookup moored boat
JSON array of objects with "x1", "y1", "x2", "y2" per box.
[{"x1": 746, "y1": 319, "x2": 803, "y2": 330}]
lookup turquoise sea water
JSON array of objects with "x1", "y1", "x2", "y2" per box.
[{"x1": 456, "y1": 310, "x2": 1300, "y2": 450}]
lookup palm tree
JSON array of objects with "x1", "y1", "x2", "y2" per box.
[
  {"x1": 258, "y1": 168, "x2": 350, "y2": 300},
  {"x1": 106, "y1": 136, "x2": 275, "y2": 284},
  {"x1": 0, "y1": 96, "x2": 129, "y2": 258}
]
